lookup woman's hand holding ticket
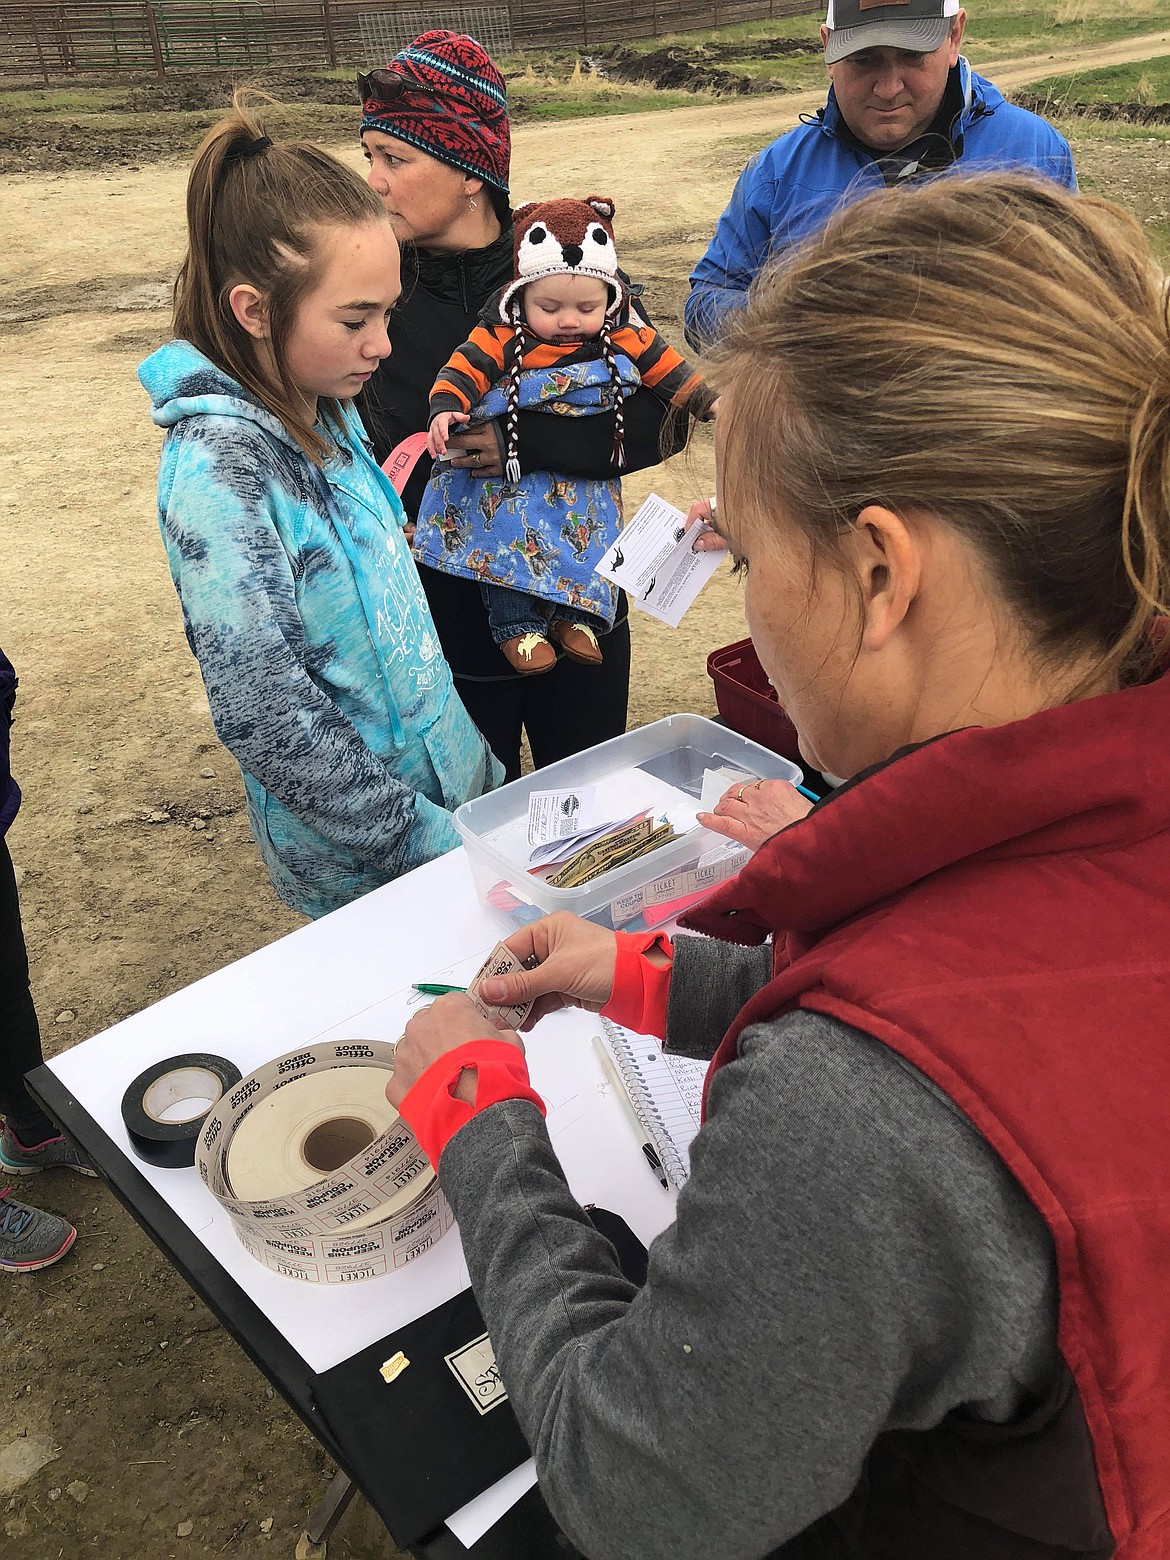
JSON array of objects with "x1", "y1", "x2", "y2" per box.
[{"x1": 479, "y1": 912, "x2": 618, "y2": 1028}]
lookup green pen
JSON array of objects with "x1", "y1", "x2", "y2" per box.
[{"x1": 412, "y1": 982, "x2": 467, "y2": 996}]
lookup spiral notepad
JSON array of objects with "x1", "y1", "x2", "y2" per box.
[{"x1": 599, "y1": 1017, "x2": 707, "y2": 1188}]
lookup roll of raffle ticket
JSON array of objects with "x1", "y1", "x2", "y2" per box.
[{"x1": 195, "y1": 1039, "x2": 453, "y2": 1286}]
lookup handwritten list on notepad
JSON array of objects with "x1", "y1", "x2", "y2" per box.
[{"x1": 599, "y1": 1017, "x2": 707, "y2": 1188}]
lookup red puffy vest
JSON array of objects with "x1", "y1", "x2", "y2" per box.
[{"x1": 684, "y1": 673, "x2": 1170, "y2": 1557}]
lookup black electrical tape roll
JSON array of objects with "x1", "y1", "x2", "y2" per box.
[{"x1": 121, "y1": 1054, "x2": 242, "y2": 1168}]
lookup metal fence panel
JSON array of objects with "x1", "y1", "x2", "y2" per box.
[
  {"x1": 358, "y1": 6, "x2": 512, "y2": 60},
  {"x1": 0, "y1": 0, "x2": 818, "y2": 81},
  {"x1": 155, "y1": 0, "x2": 271, "y2": 66},
  {"x1": 5, "y1": 1, "x2": 163, "y2": 75}
]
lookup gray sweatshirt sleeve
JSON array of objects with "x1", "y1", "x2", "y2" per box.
[
  {"x1": 439, "y1": 1009, "x2": 1058, "y2": 1560},
  {"x1": 665, "y1": 933, "x2": 772, "y2": 1056}
]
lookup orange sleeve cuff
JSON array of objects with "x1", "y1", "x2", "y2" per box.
[
  {"x1": 600, "y1": 931, "x2": 674, "y2": 1039},
  {"x1": 398, "y1": 1039, "x2": 546, "y2": 1168}
]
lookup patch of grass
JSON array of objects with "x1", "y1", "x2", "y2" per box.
[
  {"x1": 1054, "y1": 113, "x2": 1170, "y2": 137},
  {"x1": 1018, "y1": 54, "x2": 1170, "y2": 103},
  {"x1": 507, "y1": 61, "x2": 716, "y2": 118},
  {"x1": 963, "y1": 0, "x2": 1170, "y2": 59},
  {"x1": 0, "y1": 85, "x2": 128, "y2": 113},
  {"x1": 574, "y1": 15, "x2": 823, "y2": 54},
  {"x1": 699, "y1": 55, "x2": 827, "y2": 89},
  {"x1": 512, "y1": 85, "x2": 705, "y2": 118},
  {"x1": 599, "y1": 51, "x2": 828, "y2": 93},
  {"x1": 1052, "y1": 0, "x2": 1158, "y2": 20}
]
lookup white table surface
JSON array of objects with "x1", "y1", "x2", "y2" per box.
[{"x1": 45, "y1": 847, "x2": 679, "y2": 1376}]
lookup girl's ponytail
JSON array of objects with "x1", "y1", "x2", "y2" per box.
[
  {"x1": 173, "y1": 92, "x2": 389, "y2": 462},
  {"x1": 174, "y1": 103, "x2": 268, "y2": 407}
]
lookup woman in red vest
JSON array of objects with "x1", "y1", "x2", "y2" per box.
[{"x1": 390, "y1": 175, "x2": 1170, "y2": 1558}]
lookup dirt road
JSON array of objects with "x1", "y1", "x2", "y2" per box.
[{"x1": 1, "y1": 28, "x2": 1168, "y2": 1557}]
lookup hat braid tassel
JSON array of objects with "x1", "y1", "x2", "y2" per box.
[
  {"x1": 505, "y1": 306, "x2": 524, "y2": 485},
  {"x1": 601, "y1": 322, "x2": 626, "y2": 472}
]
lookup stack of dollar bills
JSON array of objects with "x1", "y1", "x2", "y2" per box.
[{"x1": 546, "y1": 816, "x2": 678, "y2": 890}]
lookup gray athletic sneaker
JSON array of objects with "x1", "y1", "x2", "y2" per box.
[
  {"x1": 0, "y1": 1124, "x2": 95, "y2": 1177},
  {"x1": 0, "y1": 1189, "x2": 76, "y2": 1272}
]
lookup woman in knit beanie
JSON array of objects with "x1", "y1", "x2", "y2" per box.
[
  {"x1": 358, "y1": 30, "x2": 511, "y2": 243},
  {"x1": 358, "y1": 31, "x2": 690, "y2": 779}
]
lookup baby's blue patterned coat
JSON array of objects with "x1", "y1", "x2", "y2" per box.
[
  {"x1": 140, "y1": 341, "x2": 502, "y2": 919},
  {"x1": 413, "y1": 357, "x2": 638, "y2": 627}
]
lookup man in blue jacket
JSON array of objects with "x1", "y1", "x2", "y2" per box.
[{"x1": 684, "y1": 0, "x2": 1076, "y2": 348}]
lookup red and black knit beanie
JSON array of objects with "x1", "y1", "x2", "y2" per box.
[{"x1": 358, "y1": 30, "x2": 510, "y2": 193}]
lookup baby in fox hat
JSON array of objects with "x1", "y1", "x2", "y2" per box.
[{"x1": 413, "y1": 195, "x2": 716, "y2": 674}]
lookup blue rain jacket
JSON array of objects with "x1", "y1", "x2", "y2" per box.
[
  {"x1": 139, "y1": 341, "x2": 502, "y2": 919},
  {"x1": 685, "y1": 60, "x2": 1077, "y2": 348}
]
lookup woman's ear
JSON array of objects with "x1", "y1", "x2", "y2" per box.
[
  {"x1": 851, "y1": 504, "x2": 922, "y2": 653},
  {"x1": 463, "y1": 175, "x2": 485, "y2": 202},
  {"x1": 228, "y1": 283, "x2": 269, "y2": 340}
]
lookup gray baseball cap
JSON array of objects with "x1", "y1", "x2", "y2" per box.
[{"x1": 824, "y1": 0, "x2": 959, "y2": 63}]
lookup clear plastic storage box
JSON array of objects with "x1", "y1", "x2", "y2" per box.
[{"x1": 453, "y1": 713, "x2": 802, "y2": 931}]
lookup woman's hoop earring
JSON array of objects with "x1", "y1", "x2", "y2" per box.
[{"x1": 468, "y1": 196, "x2": 479, "y2": 212}]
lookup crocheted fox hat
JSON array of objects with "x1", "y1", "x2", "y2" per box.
[
  {"x1": 498, "y1": 195, "x2": 626, "y2": 319},
  {"x1": 498, "y1": 196, "x2": 629, "y2": 483}
]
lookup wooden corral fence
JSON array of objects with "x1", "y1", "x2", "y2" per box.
[{"x1": 0, "y1": 0, "x2": 817, "y2": 82}]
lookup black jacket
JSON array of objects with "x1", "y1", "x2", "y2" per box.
[{"x1": 0, "y1": 645, "x2": 19, "y2": 836}]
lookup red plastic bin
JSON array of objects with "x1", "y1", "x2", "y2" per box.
[{"x1": 706, "y1": 637, "x2": 801, "y2": 764}]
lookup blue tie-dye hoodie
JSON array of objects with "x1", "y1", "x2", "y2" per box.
[{"x1": 139, "y1": 340, "x2": 502, "y2": 919}]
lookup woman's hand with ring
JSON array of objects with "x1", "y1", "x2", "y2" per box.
[
  {"x1": 697, "y1": 778, "x2": 814, "y2": 851},
  {"x1": 447, "y1": 419, "x2": 504, "y2": 477},
  {"x1": 386, "y1": 993, "x2": 523, "y2": 1109}
]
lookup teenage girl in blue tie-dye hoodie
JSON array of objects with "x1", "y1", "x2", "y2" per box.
[{"x1": 139, "y1": 100, "x2": 501, "y2": 919}]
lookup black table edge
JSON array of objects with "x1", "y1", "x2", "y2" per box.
[{"x1": 26, "y1": 1062, "x2": 481, "y2": 1557}]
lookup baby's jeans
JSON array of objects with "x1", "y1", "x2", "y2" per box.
[{"x1": 480, "y1": 584, "x2": 602, "y2": 646}]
